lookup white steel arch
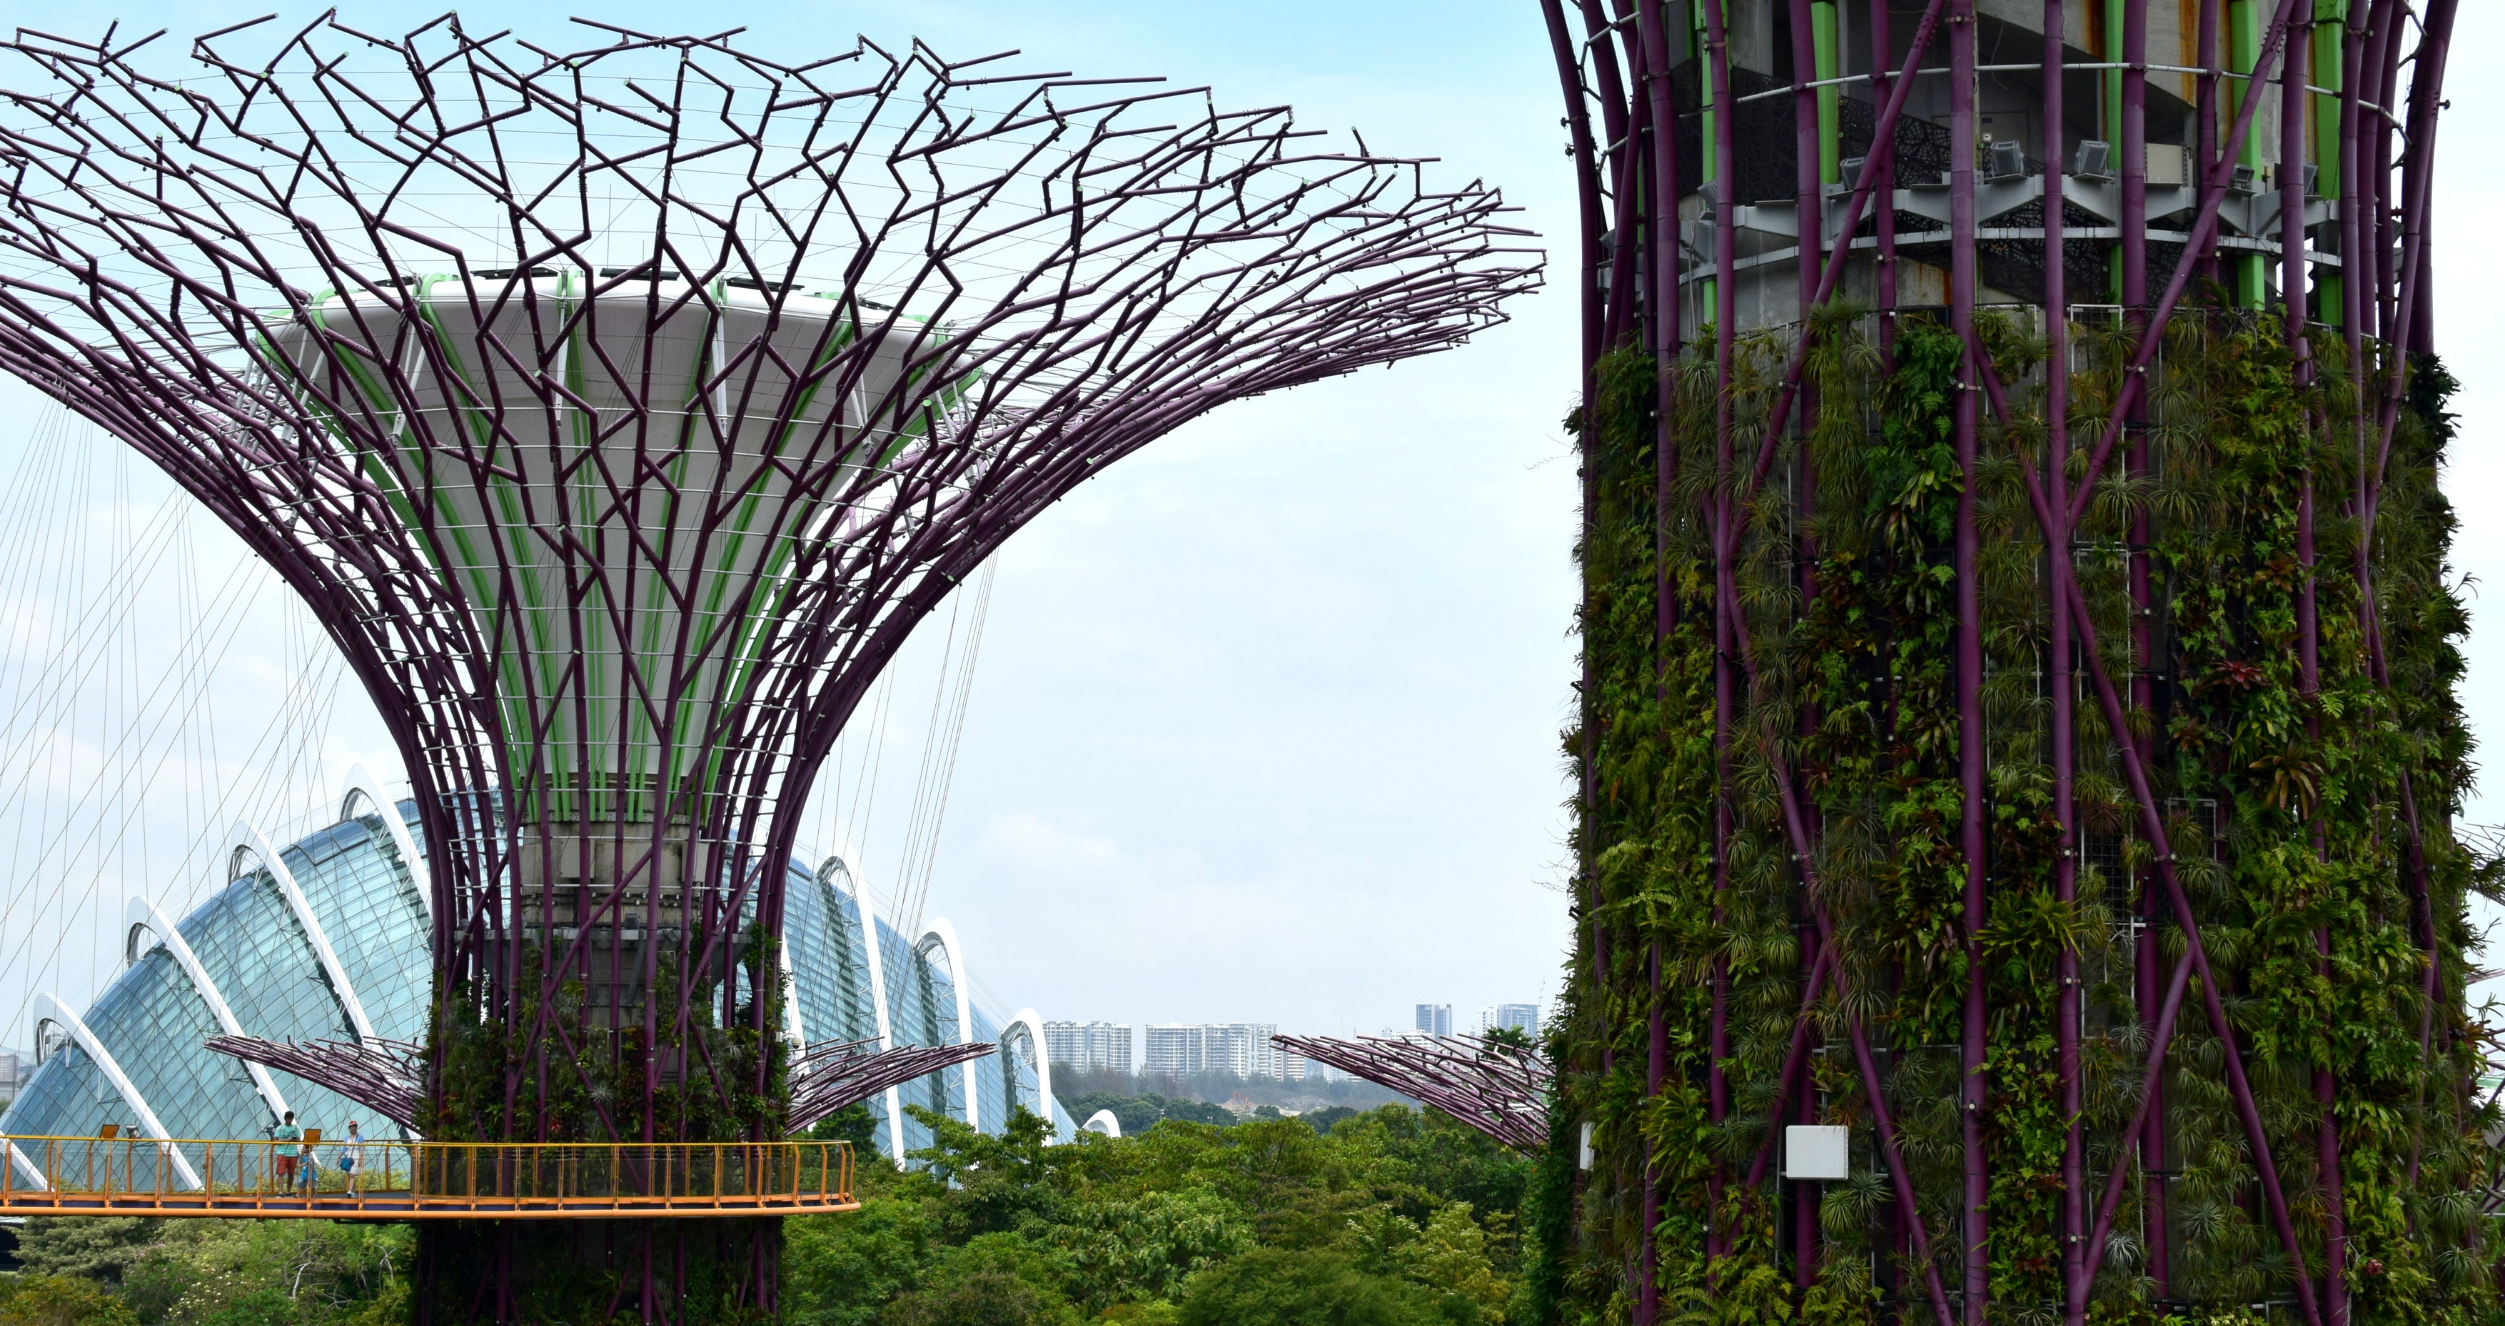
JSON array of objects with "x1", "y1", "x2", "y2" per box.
[
  {"x1": 913, "y1": 918, "x2": 979, "y2": 1128},
  {"x1": 777, "y1": 927, "x2": 805, "y2": 1046},
  {"x1": 227, "y1": 821, "x2": 377, "y2": 1042},
  {"x1": 30, "y1": 992, "x2": 203, "y2": 1190},
  {"x1": 821, "y1": 851, "x2": 905, "y2": 1162},
  {"x1": 121, "y1": 896, "x2": 292, "y2": 1124},
  {"x1": 3, "y1": 1139, "x2": 47, "y2": 1189},
  {"x1": 1082, "y1": 1109, "x2": 1121, "y2": 1138},
  {"x1": 341, "y1": 765, "x2": 431, "y2": 923},
  {"x1": 1001, "y1": 1008, "x2": 1054, "y2": 1131}
]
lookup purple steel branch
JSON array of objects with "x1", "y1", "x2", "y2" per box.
[
  {"x1": 1271, "y1": 1033, "x2": 1550, "y2": 1151},
  {"x1": 207, "y1": 1035, "x2": 427, "y2": 1130},
  {"x1": 787, "y1": 1039, "x2": 1000, "y2": 1133}
]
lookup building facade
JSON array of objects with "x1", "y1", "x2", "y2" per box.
[
  {"x1": 1042, "y1": 1021, "x2": 1133, "y2": 1074},
  {"x1": 1413, "y1": 1004, "x2": 1452, "y2": 1037},
  {"x1": 1478, "y1": 1004, "x2": 1540, "y2": 1037},
  {"x1": 0, "y1": 779, "x2": 1075, "y2": 1188},
  {"x1": 1142, "y1": 1022, "x2": 1283, "y2": 1079}
]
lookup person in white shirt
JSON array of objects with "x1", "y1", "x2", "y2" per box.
[{"x1": 338, "y1": 1121, "x2": 365, "y2": 1196}]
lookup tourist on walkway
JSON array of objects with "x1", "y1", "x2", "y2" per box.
[
  {"x1": 296, "y1": 1124, "x2": 319, "y2": 1196},
  {"x1": 338, "y1": 1121, "x2": 364, "y2": 1196},
  {"x1": 269, "y1": 1111, "x2": 299, "y2": 1193}
]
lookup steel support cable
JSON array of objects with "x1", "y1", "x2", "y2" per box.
[
  {"x1": 5, "y1": 647, "x2": 348, "y2": 1027},
  {"x1": 0, "y1": 408, "x2": 88, "y2": 727},
  {"x1": 0, "y1": 556, "x2": 293, "y2": 942},
  {"x1": 891, "y1": 553, "x2": 986, "y2": 937},
  {"x1": 889, "y1": 568, "x2": 973, "y2": 938},
  {"x1": 0, "y1": 541, "x2": 273, "y2": 976}
]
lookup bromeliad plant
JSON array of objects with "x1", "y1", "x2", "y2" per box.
[{"x1": 1539, "y1": 300, "x2": 2496, "y2": 1326}]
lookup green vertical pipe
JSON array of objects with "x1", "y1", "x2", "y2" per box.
[
  {"x1": 1697, "y1": 0, "x2": 1716, "y2": 188},
  {"x1": 1814, "y1": 1, "x2": 1841, "y2": 182},
  {"x1": 2229, "y1": 0, "x2": 2266, "y2": 304},
  {"x1": 2105, "y1": 0, "x2": 2124, "y2": 148},
  {"x1": 2107, "y1": 0, "x2": 2124, "y2": 298},
  {"x1": 2313, "y1": 0, "x2": 2346, "y2": 324},
  {"x1": 1696, "y1": 0, "x2": 1717, "y2": 313}
]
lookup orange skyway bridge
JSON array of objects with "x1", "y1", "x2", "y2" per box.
[{"x1": 0, "y1": 1133, "x2": 857, "y2": 1219}]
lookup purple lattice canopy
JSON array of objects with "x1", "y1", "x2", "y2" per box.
[
  {"x1": 1273, "y1": 1032, "x2": 1549, "y2": 1150},
  {"x1": 0, "y1": 18, "x2": 1534, "y2": 1051},
  {"x1": 207, "y1": 1035, "x2": 426, "y2": 1130},
  {"x1": 786, "y1": 1038, "x2": 997, "y2": 1133}
]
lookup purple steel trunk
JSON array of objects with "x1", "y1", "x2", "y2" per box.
[{"x1": 1548, "y1": 0, "x2": 2476, "y2": 1320}]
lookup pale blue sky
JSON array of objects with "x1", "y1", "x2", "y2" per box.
[{"x1": 5, "y1": 0, "x2": 2501, "y2": 1047}]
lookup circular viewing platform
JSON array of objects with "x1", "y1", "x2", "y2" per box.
[{"x1": 0, "y1": 1133, "x2": 857, "y2": 1220}]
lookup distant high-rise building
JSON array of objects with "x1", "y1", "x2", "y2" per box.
[
  {"x1": 1276, "y1": 1045, "x2": 1307, "y2": 1082},
  {"x1": 1479, "y1": 1003, "x2": 1540, "y2": 1037},
  {"x1": 1143, "y1": 1023, "x2": 1205, "y2": 1077},
  {"x1": 1144, "y1": 1022, "x2": 1283, "y2": 1078},
  {"x1": 1043, "y1": 1021, "x2": 1133, "y2": 1074},
  {"x1": 1415, "y1": 1004, "x2": 1453, "y2": 1037}
]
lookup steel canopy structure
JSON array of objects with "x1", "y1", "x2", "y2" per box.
[
  {"x1": 1542, "y1": 1, "x2": 2481, "y2": 1324},
  {"x1": 0, "y1": 14, "x2": 1532, "y2": 1321},
  {"x1": 1271, "y1": 1032, "x2": 1551, "y2": 1151}
]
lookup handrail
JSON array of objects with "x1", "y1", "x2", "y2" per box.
[{"x1": 0, "y1": 1134, "x2": 854, "y2": 1220}]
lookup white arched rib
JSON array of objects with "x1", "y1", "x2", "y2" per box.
[
  {"x1": 1081, "y1": 1109, "x2": 1122, "y2": 1139},
  {"x1": 777, "y1": 910, "x2": 805, "y2": 1047},
  {"x1": 4, "y1": 1138, "x2": 48, "y2": 1190},
  {"x1": 31, "y1": 992, "x2": 203, "y2": 1190},
  {"x1": 913, "y1": 918, "x2": 979, "y2": 1128},
  {"x1": 341, "y1": 765, "x2": 431, "y2": 924},
  {"x1": 1002, "y1": 1008, "x2": 1054, "y2": 1130},
  {"x1": 822, "y1": 852, "x2": 904, "y2": 1162},
  {"x1": 228, "y1": 822, "x2": 377, "y2": 1042},
  {"x1": 122, "y1": 896, "x2": 292, "y2": 1124}
]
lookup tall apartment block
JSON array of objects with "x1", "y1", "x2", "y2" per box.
[
  {"x1": 1478, "y1": 1003, "x2": 1540, "y2": 1037},
  {"x1": 1142, "y1": 1023, "x2": 1282, "y2": 1079},
  {"x1": 1041, "y1": 1021, "x2": 1133, "y2": 1074}
]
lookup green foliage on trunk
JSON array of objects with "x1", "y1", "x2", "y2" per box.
[{"x1": 1555, "y1": 306, "x2": 2494, "y2": 1324}]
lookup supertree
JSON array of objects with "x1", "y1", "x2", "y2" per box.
[
  {"x1": 0, "y1": 14, "x2": 1533, "y2": 1320},
  {"x1": 1538, "y1": 1, "x2": 2486, "y2": 1324}
]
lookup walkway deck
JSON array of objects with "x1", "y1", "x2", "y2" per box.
[{"x1": 0, "y1": 1134, "x2": 858, "y2": 1219}]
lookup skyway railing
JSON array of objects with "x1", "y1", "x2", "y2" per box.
[{"x1": 0, "y1": 1134, "x2": 855, "y2": 1219}]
